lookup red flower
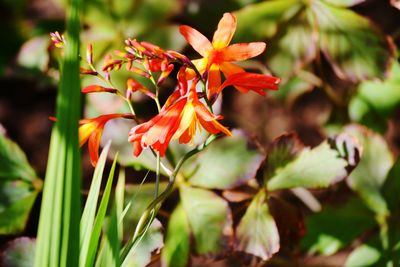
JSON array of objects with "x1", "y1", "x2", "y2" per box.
[
  {"x1": 128, "y1": 81, "x2": 231, "y2": 156},
  {"x1": 79, "y1": 114, "x2": 134, "y2": 166},
  {"x1": 219, "y1": 72, "x2": 280, "y2": 96},
  {"x1": 180, "y1": 13, "x2": 269, "y2": 99}
]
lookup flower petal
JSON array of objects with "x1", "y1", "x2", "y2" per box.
[
  {"x1": 193, "y1": 100, "x2": 231, "y2": 136},
  {"x1": 219, "y1": 62, "x2": 248, "y2": 93},
  {"x1": 222, "y1": 42, "x2": 266, "y2": 62},
  {"x1": 143, "y1": 99, "x2": 186, "y2": 145},
  {"x1": 207, "y1": 64, "x2": 222, "y2": 100},
  {"x1": 79, "y1": 121, "x2": 98, "y2": 146},
  {"x1": 212, "y1": 13, "x2": 237, "y2": 49},
  {"x1": 172, "y1": 102, "x2": 196, "y2": 141},
  {"x1": 179, "y1": 25, "x2": 213, "y2": 57},
  {"x1": 219, "y1": 72, "x2": 280, "y2": 95},
  {"x1": 82, "y1": 85, "x2": 118, "y2": 94},
  {"x1": 88, "y1": 128, "x2": 103, "y2": 166}
]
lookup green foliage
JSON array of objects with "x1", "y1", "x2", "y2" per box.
[
  {"x1": 162, "y1": 205, "x2": 190, "y2": 267},
  {"x1": 235, "y1": 190, "x2": 279, "y2": 260},
  {"x1": 0, "y1": 134, "x2": 40, "y2": 235},
  {"x1": 34, "y1": 0, "x2": 82, "y2": 265},
  {"x1": 345, "y1": 125, "x2": 394, "y2": 216},
  {"x1": 235, "y1": 0, "x2": 394, "y2": 82},
  {"x1": 349, "y1": 62, "x2": 400, "y2": 131},
  {"x1": 266, "y1": 134, "x2": 360, "y2": 190},
  {"x1": 0, "y1": 133, "x2": 38, "y2": 182},
  {"x1": 345, "y1": 239, "x2": 382, "y2": 267},
  {"x1": 183, "y1": 132, "x2": 264, "y2": 189},
  {"x1": 122, "y1": 220, "x2": 163, "y2": 267},
  {"x1": 312, "y1": 1, "x2": 392, "y2": 82},
  {"x1": 80, "y1": 142, "x2": 110, "y2": 265},
  {"x1": 180, "y1": 184, "x2": 232, "y2": 254},
  {"x1": 81, "y1": 144, "x2": 117, "y2": 267},
  {"x1": 301, "y1": 198, "x2": 376, "y2": 256}
]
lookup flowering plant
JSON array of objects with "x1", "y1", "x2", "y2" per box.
[
  {"x1": 2, "y1": 0, "x2": 395, "y2": 266},
  {"x1": 78, "y1": 13, "x2": 280, "y2": 166}
]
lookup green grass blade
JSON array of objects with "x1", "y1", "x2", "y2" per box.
[
  {"x1": 95, "y1": 207, "x2": 120, "y2": 267},
  {"x1": 80, "y1": 142, "x2": 111, "y2": 266},
  {"x1": 85, "y1": 154, "x2": 118, "y2": 267},
  {"x1": 115, "y1": 168, "x2": 125, "y2": 242},
  {"x1": 34, "y1": 0, "x2": 81, "y2": 266}
]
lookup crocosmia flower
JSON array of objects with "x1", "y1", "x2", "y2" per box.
[
  {"x1": 128, "y1": 81, "x2": 231, "y2": 157},
  {"x1": 180, "y1": 13, "x2": 268, "y2": 99},
  {"x1": 219, "y1": 72, "x2": 280, "y2": 96},
  {"x1": 79, "y1": 114, "x2": 134, "y2": 166}
]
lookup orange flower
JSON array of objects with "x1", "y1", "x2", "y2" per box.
[
  {"x1": 79, "y1": 113, "x2": 134, "y2": 166},
  {"x1": 180, "y1": 13, "x2": 267, "y2": 99},
  {"x1": 218, "y1": 72, "x2": 280, "y2": 96},
  {"x1": 128, "y1": 81, "x2": 231, "y2": 156}
]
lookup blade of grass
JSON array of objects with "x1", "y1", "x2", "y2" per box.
[
  {"x1": 95, "y1": 206, "x2": 120, "y2": 267},
  {"x1": 115, "y1": 168, "x2": 125, "y2": 242},
  {"x1": 80, "y1": 142, "x2": 111, "y2": 266},
  {"x1": 34, "y1": 0, "x2": 81, "y2": 266},
  {"x1": 84, "y1": 154, "x2": 118, "y2": 267}
]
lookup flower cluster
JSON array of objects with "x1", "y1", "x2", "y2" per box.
[{"x1": 75, "y1": 12, "x2": 280, "y2": 166}]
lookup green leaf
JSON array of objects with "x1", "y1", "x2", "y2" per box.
[
  {"x1": 115, "y1": 168, "x2": 126, "y2": 241},
  {"x1": 1, "y1": 237, "x2": 36, "y2": 267},
  {"x1": 34, "y1": 0, "x2": 82, "y2": 266},
  {"x1": 345, "y1": 125, "x2": 394, "y2": 216},
  {"x1": 267, "y1": 9, "x2": 317, "y2": 77},
  {"x1": 183, "y1": 132, "x2": 264, "y2": 190},
  {"x1": 382, "y1": 157, "x2": 400, "y2": 213},
  {"x1": 0, "y1": 181, "x2": 38, "y2": 234},
  {"x1": 0, "y1": 134, "x2": 40, "y2": 235},
  {"x1": 235, "y1": 190, "x2": 279, "y2": 260},
  {"x1": 264, "y1": 133, "x2": 304, "y2": 182},
  {"x1": 84, "y1": 155, "x2": 118, "y2": 267},
  {"x1": 79, "y1": 142, "x2": 111, "y2": 267},
  {"x1": 161, "y1": 204, "x2": 190, "y2": 267},
  {"x1": 322, "y1": 0, "x2": 366, "y2": 7},
  {"x1": 180, "y1": 185, "x2": 232, "y2": 254},
  {"x1": 266, "y1": 133, "x2": 361, "y2": 191},
  {"x1": 124, "y1": 182, "x2": 168, "y2": 227},
  {"x1": 301, "y1": 198, "x2": 376, "y2": 256},
  {"x1": 233, "y1": 0, "x2": 300, "y2": 42},
  {"x1": 350, "y1": 62, "x2": 400, "y2": 124},
  {"x1": 0, "y1": 133, "x2": 37, "y2": 182},
  {"x1": 311, "y1": 1, "x2": 394, "y2": 82},
  {"x1": 95, "y1": 207, "x2": 120, "y2": 267},
  {"x1": 122, "y1": 220, "x2": 164, "y2": 267},
  {"x1": 344, "y1": 235, "x2": 382, "y2": 267}
]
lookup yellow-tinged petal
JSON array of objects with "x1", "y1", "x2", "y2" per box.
[
  {"x1": 79, "y1": 122, "x2": 98, "y2": 146},
  {"x1": 143, "y1": 99, "x2": 186, "y2": 145},
  {"x1": 212, "y1": 13, "x2": 237, "y2": 49},
  {"x1": 88, "y1": 128, "x2": 103, "y2": 166},
  {"x1": 222, "y1": 42, "x2": 266, "y2": 62},
  {"x1": 207, "y1": 64, "x2": 222, "y2": 99},
  {"x1": 179, "y1": 25, "x2": 213, "y2": 57},
  {"x1": 219, "y1": 62, "x2": 248, "y2": 93},
  {"x1": 219, "y1": 62, "x2": 245, "y2": 76},
  {"x1": 172, "y1": 102, "x2": 197, "y2": 141}
]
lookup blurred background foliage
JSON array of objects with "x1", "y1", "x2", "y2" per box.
[{"x1": 0, "y1": 0, "x2": 400, "y2": 266}]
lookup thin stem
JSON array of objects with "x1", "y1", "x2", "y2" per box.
[
  {"x1": 120, "y1": 146, "x2": 202, "y2": 263},
  {"x1": 155, "y1": 152, "x2": 160, "y2": 198},
  {"x1": 146, "y1": 69, "x2": 163, "y2": 201}
]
